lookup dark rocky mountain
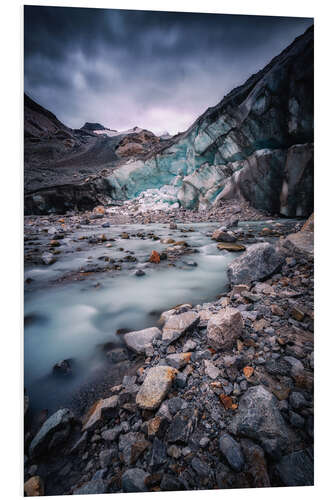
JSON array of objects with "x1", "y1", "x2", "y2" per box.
[
  {"x1": 81, "y1": 122, "x2": 114, "y2": 132},
  {"x1": 24, "y1": 26, "x2": 313, "y2": 215},
  {"x1": 24, "y1": 96, "x2": 171, "y2": 212}
]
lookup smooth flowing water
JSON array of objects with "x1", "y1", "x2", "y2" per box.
[{"x1": 24, "y1": 219, "x2": 299, "y2": 414}]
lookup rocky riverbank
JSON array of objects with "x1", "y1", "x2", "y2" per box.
[{"x1": 24, "y1": 212, "x2": 314, "y2": 495}]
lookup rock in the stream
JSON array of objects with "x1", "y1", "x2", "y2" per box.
[
  {"x1": 29, "y1": 408, "x2": 74, "y2": 458},
  {"x1": 53, "y1": 358, "x2": 73, "y2": 376},
  {"x1": 219, "y1": 433, "x2": 244, "y2": 472},
  {"x1": 227, "y1": 242, "x2": 284, "y2": 285},
  {"x1": 207, "y1": 307, "x2": 243, "y2": 350},
  {"x1": 124, "y1": 327, "x2": 162, "y2": 354},
  {"x1": 212, "y1": 227, "x2": 237, "y2": 242},
  {"x1": 136, "y1": 366, "x2": 178, "y2": 410},
  {"x1": 162, "y1": 310, "x2": 199, "y2": 344},
  {"x1": 41, "y1": 252, "x2": 56, "y2": 265},
  {"x1": 231, "y1": 385, "x2": 289, "y2": 458},
  {"x1": 122, "y1": 468, "x2": 149, "y2": 492}
]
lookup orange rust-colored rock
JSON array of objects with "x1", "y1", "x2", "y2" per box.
[
  {"x1": 219, "y1": 393, "x2": 233, "y2": 410},
  {"x1": 136, "y1": 365, "x2": 178, "y2": 410},
  {"x1": 149, "y1": 250, "x2": 160, "y2": 264},
  {"x1": 243, "y1": 366, "x2": 254, "y2": 378}
]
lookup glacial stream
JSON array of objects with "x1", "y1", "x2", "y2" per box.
[{"x1": 24, "y1": 219, "x2": 299, "y2": 416}]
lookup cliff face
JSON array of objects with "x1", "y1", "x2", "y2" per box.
[{"x1": 106, "y1": 26, "x2": 313, "y2": 216}]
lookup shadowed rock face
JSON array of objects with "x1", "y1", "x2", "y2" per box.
[{"x1": 106, "y1": 26, "x2": 313, "y2": 215}]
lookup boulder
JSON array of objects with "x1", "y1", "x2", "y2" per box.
[
  {"x1": 29, "y1": 408, "x2": 74, "y2": 458},
  {"x1": 136, "y1": 366, "x2": 177, "y2": 410},
  {"x1": 227, "y1": 242, "x2": 284, "y2": 285},
  {"x1": 207, "y1": 307, "x2": 243, "y2": 350},
  {"x1": 231, "y1": 385, "x2": 289, "y2": 458},
  {"x1": 124, "y1": 327, "x2": 162, "y2": 354},
  {"x1": 162, "y1": 310, "x2": 199, "y2": 344}
]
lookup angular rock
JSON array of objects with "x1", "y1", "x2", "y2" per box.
[
  {"x1": 82, "y1": 395, "x2": 118, "y2": 432},
  {"x1": 162, "y1": 311, "x2": 199, "y2": 344},
  {"x1": 227, "y1": 243, "x2": 284, "y2": 285},
  {"x1": 119, "y1": 432, "x2": 145, "y2": 465},
  {"x1": 122, "y1": 468, "x2": 149, "y2": 493},
  {"x1": 29, "y1": 408, "x2": 74, "y2": 458},
  {"x1": 212, "y1": 228, "x2": 237, "y2": 242},
  {"x1": 124, "y1": 327, "x2": 161, "y2": 355},
  {"x1": 219, "y1": 433, "x2": 244, "y2": 472},
  {"x1": 136, "y1": 366, "x2": 177, "y2": 410},
  {"x1": 158, "y1": 304, "x2": 192, "y2": 325},
  {"x1": 231, "y1": 385, "x2": 289, "y2": 458},
  {"x1": 207, "y1": 307, "x2": 243, "y2": 350},
  {"x1": 204, "y1": 360, "x2": 220, "y2": 379},
  {"x1": 165, "y1": 352, "x2": 192, "y2": 370}
]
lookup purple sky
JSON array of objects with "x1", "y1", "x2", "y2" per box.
[{"x1": 24, "y1": 7, "x2": 313, "y2": 135}]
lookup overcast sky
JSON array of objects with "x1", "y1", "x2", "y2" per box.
[{"x1": 24, "y1": 6, "x2": 313, "y2": 135}]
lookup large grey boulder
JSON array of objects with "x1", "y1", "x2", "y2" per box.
[
  {"x1": 231, "y1": 385, "x2": 289, "y2": 458},
  {"x1": 124, "y1": 327, "x2": 161, "y2": 354},
  {"x1": 227, "y1": 242, "x2": 284, "y2": 285},
  {"x1": 29, "y1": 408, "x2": 74, "y2": 458},
  {"x1": 162, "y1": 310, "x2": 199, "y2": 344},
  {"x1": 122, "y1": 468, "x2": 149, "y2": 492},
  {"x1": 136, "y1": 366, "x2": 178, "y2": 410},
  {"x1": 207, "y1": 307, "x2": 243, "y2": 350}
]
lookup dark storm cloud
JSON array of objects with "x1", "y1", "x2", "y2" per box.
[{"x1": 24, "y1": 6, "x2": 313, "y2": 134}]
